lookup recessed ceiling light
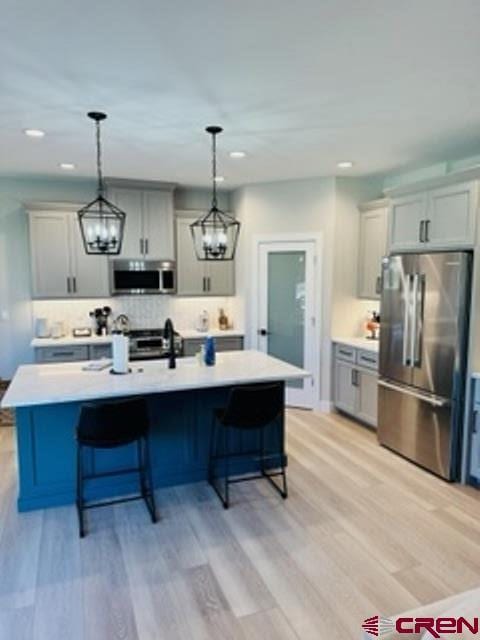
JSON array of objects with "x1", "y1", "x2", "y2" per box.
[
  {"x1": 229, "y1": 151, "x2": 246, "y2": 159},
  {"x1": 337, "y1": 161, "x2": 354, "y2": 169},
  {"x1": 214, "y1": 176, "x2": 225, "y2": 183},
  {"x1": 24, "y1": 128, "x2": 45, "y2": 138},
  {"x1": 59, "y1": 162, "x2": 76, "y2": 170}
]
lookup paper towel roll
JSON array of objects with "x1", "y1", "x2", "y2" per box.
[{"x1": 112, "y1": 333, "x2": 129, "y2": 374}]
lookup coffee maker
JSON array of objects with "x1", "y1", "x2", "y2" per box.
[{"x1": 90, "y1": 306, "x2": 112, "y2": 336}]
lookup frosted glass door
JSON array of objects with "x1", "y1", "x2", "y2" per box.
[
  {"x1": 258, "y1": 241, "x2": 316, "y2": 408},
  {"x1": 267, "y1": 252, "x2": 305, "y2": 387}
]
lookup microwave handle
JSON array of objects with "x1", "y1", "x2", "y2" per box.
[{"x1": 145, "y1": 238, "x2": 149, "y2": 255}]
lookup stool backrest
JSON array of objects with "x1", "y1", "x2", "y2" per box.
[
  {"x1": 221, "y1": 382, "x2": 284, "y2": 429},
  {"x1": 77, "y1": 397, "x2": 149, "y2": 447}
]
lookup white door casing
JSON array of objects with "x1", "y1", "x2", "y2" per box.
[{"x1": 253, "y1": 235, "x2": 321, "y2": 409}]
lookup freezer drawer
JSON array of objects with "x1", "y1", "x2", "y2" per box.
[{"x1": 378, "y1": 380, "x2": 454, "y2": 480}]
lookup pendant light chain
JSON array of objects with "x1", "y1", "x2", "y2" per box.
[
  {"x1": 211, "y1": 130, "x2": 218, "y2": 209},
  {"x1": 96, "y1": 119, "x2": 104, "y2": 197}
]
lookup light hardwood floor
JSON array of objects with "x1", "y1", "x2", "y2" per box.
[{"x1": 1, "y1": 409, "x2": 480, "y2": 639}]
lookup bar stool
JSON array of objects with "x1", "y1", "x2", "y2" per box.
[
  {"x1": 76, "y1": 396, "x2": 157, "y2": 537},
  {"x1": 208, "y1": 382, "x2": 287, "y2": 509}
]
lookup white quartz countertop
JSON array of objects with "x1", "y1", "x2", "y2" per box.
[
  {"x1": 30, "y1": 329, "x2": 244, "y2": 348},
  {"x1": 178, "y1": 329, "x2": 244, "y2": 339},
  {"x1": 332, "y1": 337, "x2": 380, "y2": 353},
  {"x1": 31, "y1": 335, "x2": 112, "y2": 347},
  {"x1": 2, "y1": 350, "x2": 309, "y2": 409}
]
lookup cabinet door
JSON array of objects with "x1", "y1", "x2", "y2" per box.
[
  {"x1": 183, "y1": 338, "x2": 204, "y2": 357},
  {"x1": 70, "y1": 215, "x2": 109, "y2": 297},
  {"x1": 175, "y1": 217, "x2": 205, "y2": 295},
  {"x1": 109, "y1": 188, "x2": 144, "y2": 258},
  {"x1": 389, "y1": 194, "x2": 426, "y2": 252},
  {"x1": 142, "y1": 190, "x2": 174, "y2": 259},
  {"x1": 357, "y1": 369, "x2": 378, "y2": 427},
  {"x1": 216, "y1": 337, "x2": 244, "y2": 351},
  {"x1": 334, "y1": 360, "x2": 357, "y2": 415},
  {"x1": 358, "y1": 207, "x2": 387, "y2": 299},
  {"x1": 29, "y1": 212, "x2": 71, "y2": 298},
  {"x1": 35, "y1": 345, "x2": 89, "y2": 363},
  {"x1": 206, "y1": 260, "x2": 235, "y2": 296},
  {"x1": 426, "y1": 182, "x2": 477, "y2": 248}
]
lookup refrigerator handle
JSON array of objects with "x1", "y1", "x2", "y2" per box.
[
  {"x1": 378, "y1": 379, "x2": 450, "y2": 408},
  {"x1": 402, "y1": 274, "x2": 412, "y2": 367},
  {"x1": 410, "y1": 274, "x2": 419, "y2": 367},
  {"x1": 413, "y1": 274, "x2": 425, "y2": 367}
]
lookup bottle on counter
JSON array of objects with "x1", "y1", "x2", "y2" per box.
[
  {"x1": 218, "y1": 308, "x2": 229, "y2": 331},
  {"x1": 197, "y1": 310, "x2": 210, "y2": 333},
  {"x1": 204, "y1": 336, "x2": 216, "y2": 366}
]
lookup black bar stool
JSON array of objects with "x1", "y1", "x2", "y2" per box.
[
  {"x1": 208, "y1": 382, "x2": 287, "y2": 509},
  {"x1": 76, "y1": 396, "x2": 157, "y2": 537}
]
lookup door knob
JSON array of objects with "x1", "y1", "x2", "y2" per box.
[{"x1": 258, "y1": 329, "x2": 270, "y2": 336}]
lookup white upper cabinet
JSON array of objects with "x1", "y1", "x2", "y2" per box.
[
  {"x1": 29, "y1": 208, "x2": 109, "y2": 299},
  {"x1": 388, "y1": 180, "x2": 478, "y2": 253},
  {"x1": 175, "y1": 213, "x2": 235, "y2": 296},
  {"x1": 142, "y1": 190, "x2": 174, "y2": 259},
  {"x1": 108, "y1": 183, "x2": 175, "y2": 259},
  {"x1": 389, "y1": 193, "x2": 426, "y2": 251},
  {"x1": 110, "y1": 187, "x2": 143, "y2": 258},
  {"x1": 426, "y1": 182, "x2": 477, "y2": 248},
  {"x1": 70, "y1": 216, "x2": 109, "y2": 297},
  {"x1": 29, "y1": 211, "x2": 71, "y2": 298},
  {"x1": 176, "y1": 217, "x2": 205, "y2": 295},
  {"x1": 358, "y1": 201, "x2": 388, "y2": 299}
]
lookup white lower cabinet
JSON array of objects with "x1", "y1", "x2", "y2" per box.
[
  {"x1": 356, "y1": 369, "x2": 378, "y2": 426},
  {"x1": 333, "y1": 343, "x2": 378, "y2": 428}
]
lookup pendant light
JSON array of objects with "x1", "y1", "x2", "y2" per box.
[
  {"x1": 77, "y1": 112, "x2": 126, "y2": 255},
  {"x1": 190, "y1": 126, "x2": 240, "y2": 261}
]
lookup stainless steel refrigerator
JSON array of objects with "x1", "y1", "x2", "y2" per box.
[{"x1": 378, "y1": 251, "x2": 471, "y2": 480}]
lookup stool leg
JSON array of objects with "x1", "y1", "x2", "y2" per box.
[
  {"x1": 143, "y1": 436, "x2": 157, "y2": 524},
  {"x1": 279, "y1": 420, "x2": 288, "y2": 499},
  {"x1": 224, "y1": 425, "x2": 230, "y2": 509},
  {"x1": 76, "y1": 443, "x2": 86, "y2": 538}
]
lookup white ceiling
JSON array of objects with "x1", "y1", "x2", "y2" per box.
[{"x1": 1, "y1": 0, "x2": 480, "y2": 187}]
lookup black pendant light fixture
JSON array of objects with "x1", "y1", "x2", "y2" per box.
[
  {"x1": 190, "y1": 126, "x2": 240, "y2": 261},
  {"x1": 77, "y1": 112, "x2": 126, "y2": 255}
]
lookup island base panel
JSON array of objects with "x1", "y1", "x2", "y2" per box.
[{"x1": 14, "y1": 384, "x2": 286, "y2": 511}]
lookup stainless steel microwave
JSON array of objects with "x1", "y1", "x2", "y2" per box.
[{"x1": 110, "y1": 259, "x2": 176, "y2": 295}]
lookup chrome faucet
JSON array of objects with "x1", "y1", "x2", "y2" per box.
[{"x1": 163, "y1": 318, "x2": 176, "y2": 369}]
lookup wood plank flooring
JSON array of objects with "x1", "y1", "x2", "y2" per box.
[{"x1": 1, "y1": 409, "x2": 480, "y2": 639}]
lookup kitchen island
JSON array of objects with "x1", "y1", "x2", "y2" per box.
[{"x1": 1, "y1": 350, "x2": 309, "y2": 511}]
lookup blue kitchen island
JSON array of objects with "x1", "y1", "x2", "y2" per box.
[{"x1": 1, "y1": 350, "x2": 309, "y2": 511}]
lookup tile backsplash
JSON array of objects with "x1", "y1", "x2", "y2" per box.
[{"x1": 31, "y1": 296, "x2": 237, "y2": 333}]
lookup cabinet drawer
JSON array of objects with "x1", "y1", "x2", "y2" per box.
[
  {"x1": 216, "y1": 337, "x2": 244, "y2": 352},
  {"x1": 335, "y1": 344, "x2": 356, "y2": 363},
  {"x1": 35, "y1": 345, "x2": 89, "y2": 363},
  {"x1": 356, "y1": 349, "x2": 379, "y2": 370},
  {"x1": 89, "y1": 344, "x2": 112, "y2": 360},
  {"x1": 182, "y1": 336, "x2": 244, "y2": 357}
]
